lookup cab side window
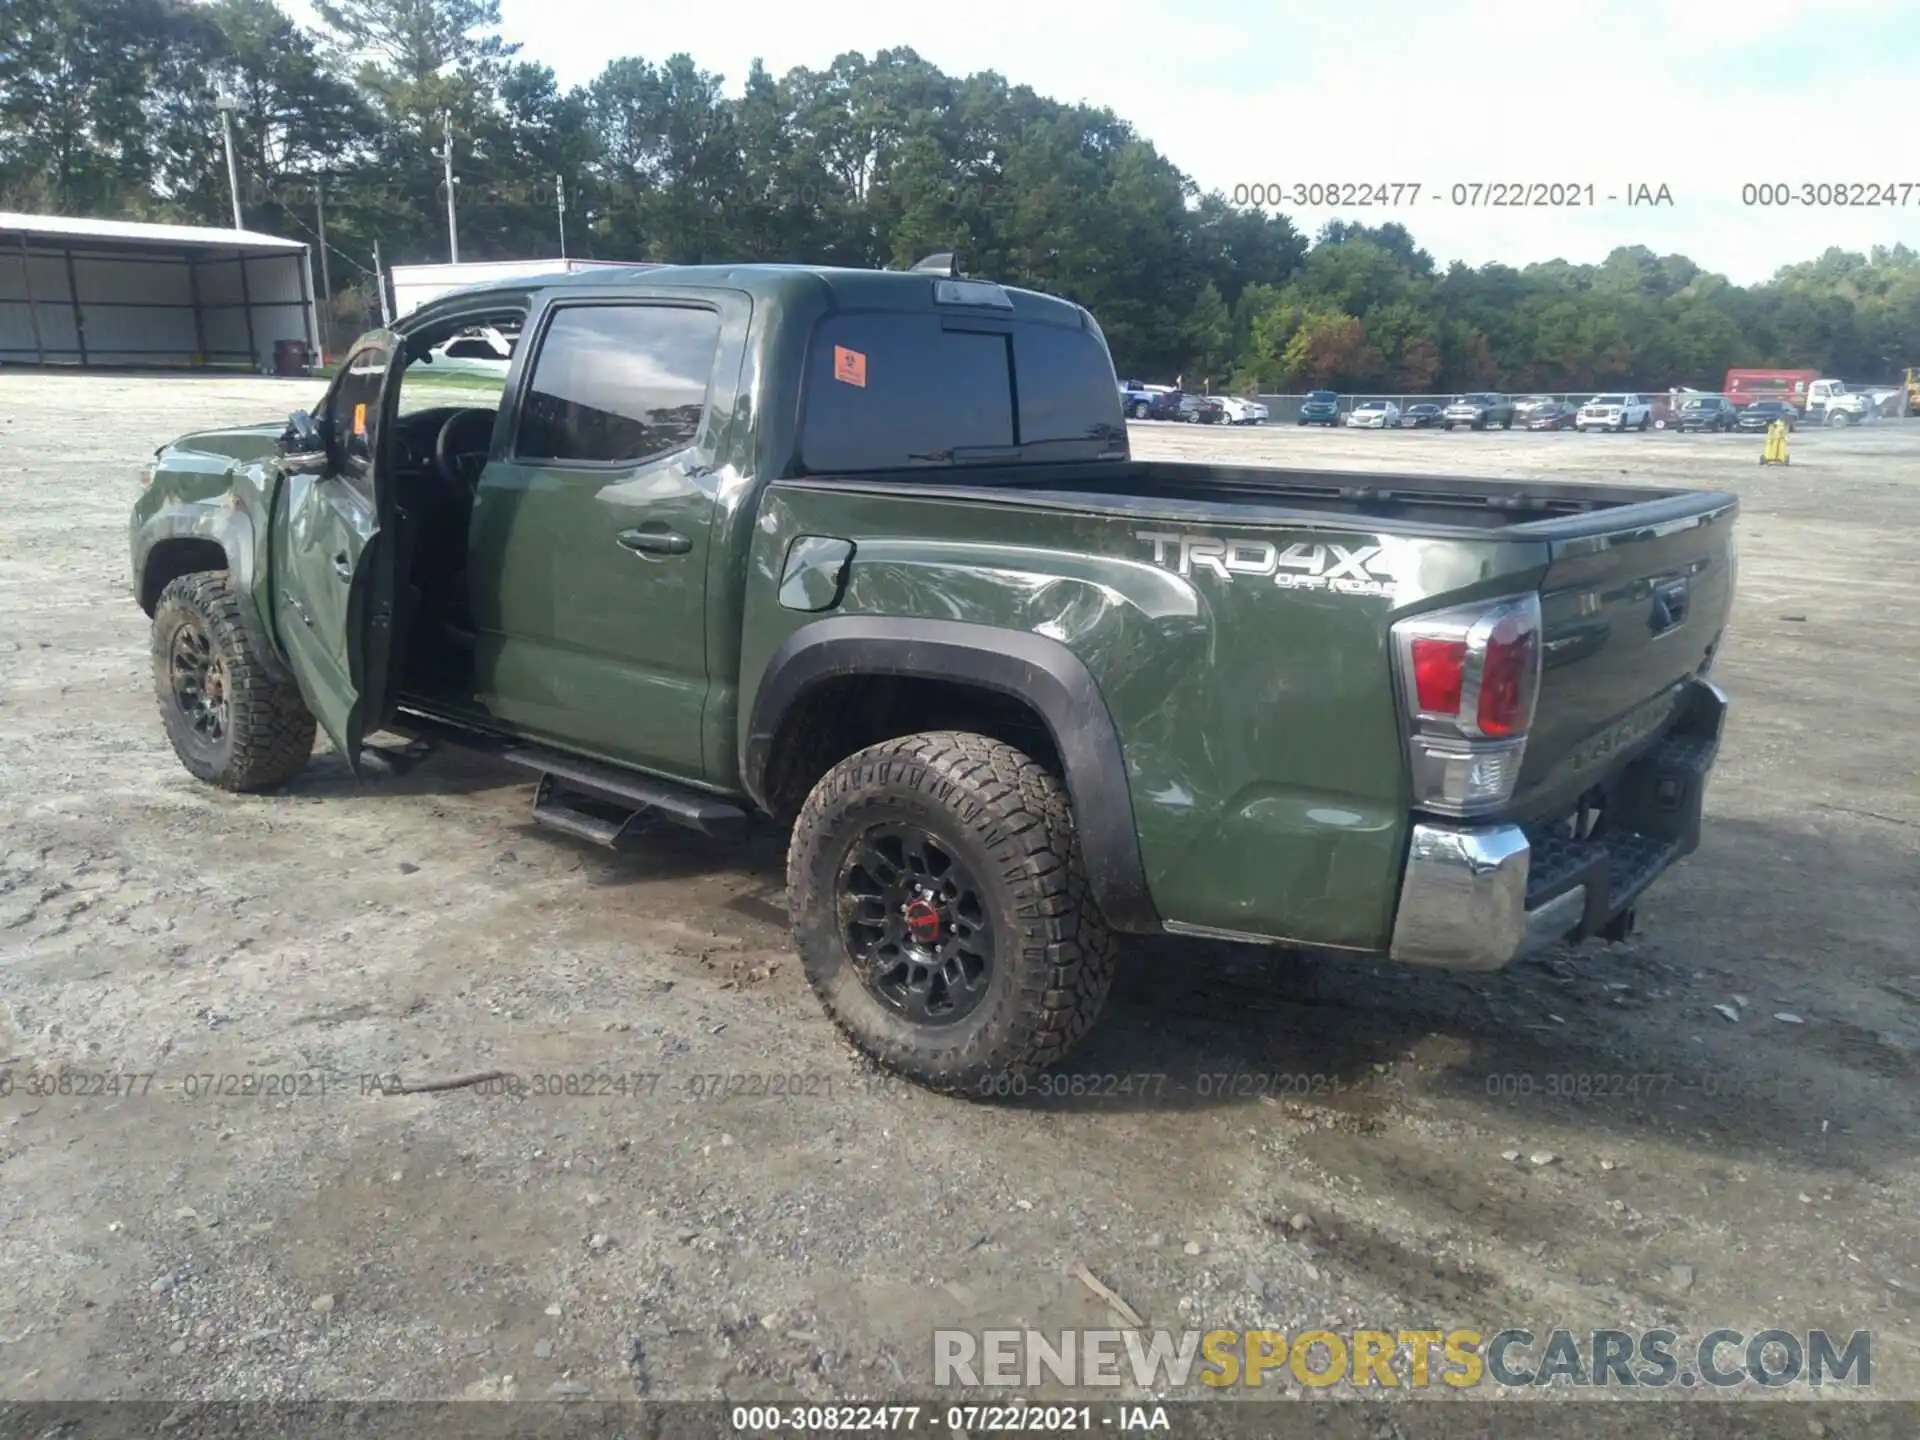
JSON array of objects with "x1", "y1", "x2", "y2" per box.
[{"x1": 515, "y1": 304, "x2": 721, "y2": 465}]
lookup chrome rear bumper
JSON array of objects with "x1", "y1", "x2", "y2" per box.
[{"x1": 1389, "y1": 679, "x2": 1727, "y2": 970}]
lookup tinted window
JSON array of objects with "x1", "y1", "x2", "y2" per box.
[
  {"x1": 799, "y1": 313, "x2": 1014, "y2": 472},
  {"x1": 516, "y1": 304, "x2": 719, "y2": 464},
  {"x1": 1012, "y1": 321, "x2": 1124, "y2": 445}
]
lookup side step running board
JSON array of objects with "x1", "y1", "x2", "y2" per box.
[{"x1": 500, "y1": 745, "x2": 749, "y2": 845}]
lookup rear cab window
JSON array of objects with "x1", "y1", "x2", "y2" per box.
[{"x1": 797, "y1": 308, "x2": 1123, "y2": 474}]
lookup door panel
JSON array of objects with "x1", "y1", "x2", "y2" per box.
[
  {"x1": 463, "y1": 300, "x2": 724, "y2": 782},
  {"x1": 269, "y1": 335, "x2": 399, "y2": 770},
  {"x1": 274, "y1": 469, "x2": 379, "y2": 751},
  {"x1": 468, "y1": 453, "x2": 712, "y2": 776}
]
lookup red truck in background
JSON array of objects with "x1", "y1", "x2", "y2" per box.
[{"x1": 1723, "y1": 369, "x2": 1818, "y2": 410}]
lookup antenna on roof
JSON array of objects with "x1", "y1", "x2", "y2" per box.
[{"x1": 908, "y1": 252, "x2": 960, "y2": 277}]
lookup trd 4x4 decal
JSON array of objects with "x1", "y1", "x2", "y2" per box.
[{"x1": 1134, "y1": 530, "x2": 1396, "y2": 598}]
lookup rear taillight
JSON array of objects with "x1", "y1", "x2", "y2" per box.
[
  {"x1": 1475, "y1": 613, "x2": 1540, "y2": 737},
  {"x1": 1410, "y1": 638, "x2": 1466, "y2": 713},
  {"x1": 1391, "y1": 594, "x2": 1542, "y2": 816}
]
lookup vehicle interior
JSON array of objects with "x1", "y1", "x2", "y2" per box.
[{"x1": 380, "y1": 306, "x2": 525, "y2": 698}]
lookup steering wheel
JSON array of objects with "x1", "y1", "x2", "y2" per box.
[{"x1": 434, "y1": 408, "x2": 496, "y2": 491}]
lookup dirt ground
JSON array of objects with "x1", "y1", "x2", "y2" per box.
[{"x1": 0, "y1": 375, "x2": 1915, "y2": 1426}]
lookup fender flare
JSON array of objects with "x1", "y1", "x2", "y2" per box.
[
  {"x1": 744, "y1": 616, "x2": 1161, "y2": 933},
  {"x1": 138, "y1": 508, "x2": 294, "y2": 685}
]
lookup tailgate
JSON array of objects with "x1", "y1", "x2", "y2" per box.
[{"x1": 1510, "y1": 495, "x2": 1737, "y2": 817}]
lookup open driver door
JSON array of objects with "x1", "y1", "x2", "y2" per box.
[{"x1": 269, "y1": 331, "x2": 403, "y2": 775}]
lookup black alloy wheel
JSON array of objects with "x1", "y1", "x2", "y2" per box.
[
  {"x1": 168, "y1": 617, "x2": 229, "y2": 746},
  {"x1": 838, "y1": 824, "x2": 993, "y2": 1025}
]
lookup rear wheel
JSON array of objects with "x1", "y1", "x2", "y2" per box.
[
  {"x1": 152, "y1": 572, "x2": 316, "y2": 792},
  {"x1": 787, "y1": 732, "x2": 1118, "y2": 1095},
  {"x1": 1639, "y1": 413, "x2": 1651, "y2": 431}
]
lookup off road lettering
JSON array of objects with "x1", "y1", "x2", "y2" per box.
[{"x1": 1135, "y1": 531, "x2": 1395, "y2": 597}]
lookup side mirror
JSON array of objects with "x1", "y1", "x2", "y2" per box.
[{"x1": 282, "y1": 409, "x2": 323, "y2": 454}]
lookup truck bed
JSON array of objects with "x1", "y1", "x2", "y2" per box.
[
  {"x1": 784, "y1": 458, "x2": 1727, "y2": 537},
  {"x1": 759, "y1": 455, "x2": 1737, "y2": 946}
]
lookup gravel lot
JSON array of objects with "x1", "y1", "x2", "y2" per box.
[{"x1": 1, "y1": 375, "x2": 1916, "y2": 1425}]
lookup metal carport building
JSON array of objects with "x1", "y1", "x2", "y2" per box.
[{"x1": 0, "y1": 212, "x2": 319, "y2": 371}]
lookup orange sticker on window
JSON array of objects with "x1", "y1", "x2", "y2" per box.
[
  {"x1": 833, "y1": 345, "x2": 867, "y2": 387},
  {"x1": 352, "y1": 402, "x2": 368, "y2": 435}
]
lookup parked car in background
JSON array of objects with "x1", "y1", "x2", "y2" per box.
[
  {"x1": 1401, "y1": 402, "x2": 1444, "y2": 428},
  {"x1": 1209, "y1": 394, "x2": 1269, "y2": 425},
  {"x1": 1676, "y1": 396, "x2": 1739, "y2": 432},
  {"x1": 1523, "y1": 399, "x2": 1579, "y2": 430},
  {"x1": 1442, "y1": 393, "x2": 1515, "y2": 430},
  {"x1": 1512, "y1": 394, "x2": 1556, "y2": 421},
  {"x1": 1346, "y1": 400, "x2": 1401, "y2": 429},
  {"x1": 1735, "y1": 399, "x2": 1798, "y2": 433},
  {"x1": 427, "y1": 325, "x2": 514, "y2": 376},
  {"x1": 1121, "y1": 380, "x2": 1173, "y2": 419},
  {"x1": 1298, "y1": 390, "x2": 1341, "y2": 426},
  {"x1": 1577, "y1": 393, "x2": 1653, "y2": 431},
  {"x1": 1146, "y1": 391, "x2": 1225, "y2": 423}
]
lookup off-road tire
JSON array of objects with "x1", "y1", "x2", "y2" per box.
[
  {"x1": 787, "y1": 732, "x2": 1118, "y2": 1096},
  {"x1": 152, "y1": 571, "x2": 316, "y2": 792}
]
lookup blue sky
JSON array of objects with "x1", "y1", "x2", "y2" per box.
[{"x1": 336, "y1": 0, "x2": 1920, "y2": 283}]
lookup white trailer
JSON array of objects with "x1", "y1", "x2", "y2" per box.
[{"x1": 386, "y1": 259, "x2": 649, "y2": 319}]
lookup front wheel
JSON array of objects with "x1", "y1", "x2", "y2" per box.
[
  {"x1": 787, "y1": 732, "x2": 1118, "y2": 1095},
  {"x1": 151, "y1": 571, "x2": 316, "y2": 792}
]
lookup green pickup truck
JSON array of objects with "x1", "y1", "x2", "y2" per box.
[{"x1": 130, "y1": 257, "x2": 1737, "y2": 1093}]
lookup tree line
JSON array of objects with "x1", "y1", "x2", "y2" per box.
[{"x1": 4, "y1": 0, "x2": 1917, "y2": 389}]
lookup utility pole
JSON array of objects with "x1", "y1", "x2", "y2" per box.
[
  {"x1": 314, "y1": 177, "x2": 332, "y2": 362},
  {"x1": 556, "y1": 173, "x2": 566, "y2": 259},
  {"x1": 438, "y1": 111, "x2": 460, "y2": 263},
  {"x1": 215, "y1": 92, "x2": 244, "y2": 230}
]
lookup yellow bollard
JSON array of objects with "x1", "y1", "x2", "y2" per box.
[{"x1": 1760, "y1": 418, "x2": 1790, "y2": 465}]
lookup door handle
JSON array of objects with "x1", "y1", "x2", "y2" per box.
[
  {"x1": 617, "y1": 528, "x2": 691, "y2": 556},
  {"x1": 332, "y1": 551, "x2": 352, "y2": 581}
]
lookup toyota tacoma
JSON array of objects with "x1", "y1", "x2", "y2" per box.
[{"x1": 130, "y1": 257, "x2": 1738, "y2": 1094}]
